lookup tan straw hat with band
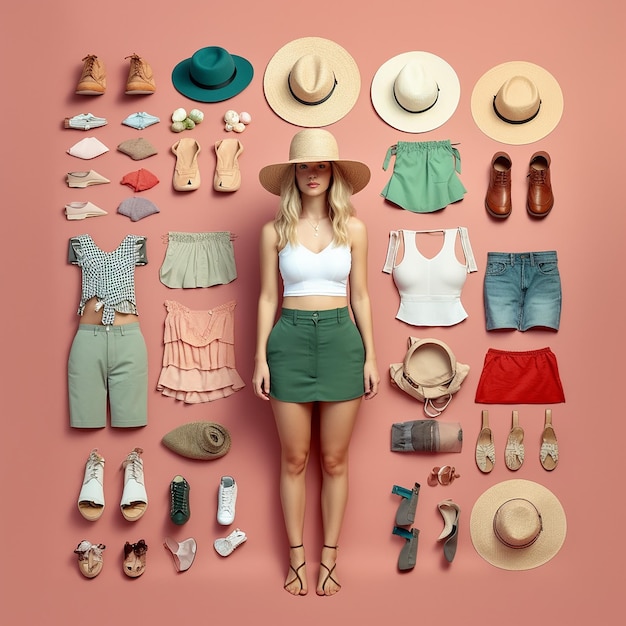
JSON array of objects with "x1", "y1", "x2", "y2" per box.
[
  {"x1": 263, "y1": 37, "x2": 361, "y2": 127},
  {"x1": 470, "y1": 479, "x2": 567, "y2": 570},
  {"x1": 371, "y1": 51, "x2": 461, "y2": 133},
  {"x1": 258, "y1": 128, "x2": 370, "y2": 196},
  {"x1": 471, "y1": 61, "x2": 563, "y2": 145}
]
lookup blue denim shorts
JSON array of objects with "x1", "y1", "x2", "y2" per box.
[{"x1": 483, "y1": 251, "x2": 561, "y2": 331}]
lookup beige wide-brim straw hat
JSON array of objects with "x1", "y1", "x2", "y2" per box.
[
  {"x1": 263, "y1": 37, "x2": 361, "y2": 128},
  {"x1": 371, "y1": 51, "x2": 461, "y2": 133},
  {"x1": 471, "y1": 61, "x2": 564, "y2": 145},
  {"x1": 258, "y1": 128, "x2": 371, "y2": 196},
  {"x1": 470, "y1": 479, "x2": 567, "y2": 570}
]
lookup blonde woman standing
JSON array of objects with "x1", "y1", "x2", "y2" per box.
[{"x1": 253, "y1": 129, "x2": 379, "y2": 596}]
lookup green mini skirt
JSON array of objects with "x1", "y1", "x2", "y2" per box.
[{"x1": 267, "y1": 307, "x2": 365, "y2": 403}]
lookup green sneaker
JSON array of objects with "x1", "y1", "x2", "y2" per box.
[{"x1": 170, "y1": 475, "x2": 191, "y2": 525}]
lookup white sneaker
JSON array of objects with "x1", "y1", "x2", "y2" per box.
[
  {"x1": 214, "y1": 529, "x2": 247, "y2": 557},
  {"x1": 217, "y1": 476, "x2": 237, "y2": 525},
  {"x1": 78, "y1": 449, "x2": 105, "y2": 521}
]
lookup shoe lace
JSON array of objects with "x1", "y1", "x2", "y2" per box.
[
  {"x1": 81, "y1": 54, "x2": 98, "y2": 76},
  {"x1": 85, "y1": 449, "x2": 104, "y2": 483},
  {"x1": 122, "y1": 448, "x2": 144, "y2": 483},
  {"x1": 125, "y1": 53, "x2": 148, "y2": 80},
  {"x1": 528, "y1": 168, "x2": 546, "y2": 185},
  {"x1": 220, "y1": 485, "x2": 235, "y2": 513},
  {"x1": 494, "y1": 169, "x2": 510, "y2": 186},
  {"x1": 171, "y1": 481, "x2": 189, "y2": 514}
]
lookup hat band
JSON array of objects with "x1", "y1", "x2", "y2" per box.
[
  {"x1": 191, "y1": 67, "x2": 238, "y2": 91},
  {"x1": 395, "y1": 85, "x2": 440, "y2": 114},
  {"x1": 288, "y1": 73, "x2": 338, "y2": 106},
  {"x1": 492, "y1": 96, "x2": 541, "y2": 125}
]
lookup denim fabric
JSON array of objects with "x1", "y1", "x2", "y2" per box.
[{"x1": 483, "y1": 251, "x2": 561, "y2": 331}]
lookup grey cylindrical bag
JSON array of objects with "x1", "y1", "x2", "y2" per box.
[{"x1": 391, "y1": 420, "x2": 463, "y2": 453}]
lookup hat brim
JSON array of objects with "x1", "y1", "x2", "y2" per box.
[
  {"x1": 259, "y1": 158, "x2": 370, "y2": 196},
  {"x1": 470, "y1": 479, "x2": 567, "y2": 570},
  {"x1": 371, "y1": 51, "x2": 461, "y2": 133},
  {"x1": 471, "y1": 61, "x2": 564, "y2": 145},
  {"x1": 263, "y1": 37, "x2": 361, "y2": 128},
  {"x1": 172, "y1": 56, "x2": 254, "y2": 103}
]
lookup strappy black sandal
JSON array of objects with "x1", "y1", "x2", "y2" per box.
[
  {"x1": 317, "y1": 545, "x2": 341, "y2": 596},
  {"x1": 284, "y1": 544, "x2": 307, "y2": 596}
]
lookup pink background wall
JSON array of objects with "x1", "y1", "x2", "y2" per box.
[{"x1": 2, "y1": 0, "x2": 624, "y2": 622}]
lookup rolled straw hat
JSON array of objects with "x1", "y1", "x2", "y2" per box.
[
  {"x1": 258, "y1": 128, "x2": 370, "y2": 195},
  {"x1": 162, "y1": 421, "x2": 231, "y2": 460},
  {"x1": 470, "y1": 479, "x2": 567, "y2": 570},
  {"x1": 263, "y1": 37, "x2": 360, "y2": 127},
  {"x1": 471, "y1": 61, "x2": 564, "y2": 145},
  {"x1": 371, "y1": 51, "x2": 460, "y2": 133}
]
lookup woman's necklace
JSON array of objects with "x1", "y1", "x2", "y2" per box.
[{"x1": 303, "y1": 214, "x2": 326, "y2": 237}]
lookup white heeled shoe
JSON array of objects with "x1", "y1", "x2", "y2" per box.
[
  {"x1": 120, "y1": 448, "x2": 148, "y2": 521},
  {"x1": 77, "y1": 449, "x2": 105, "y2": 521}
]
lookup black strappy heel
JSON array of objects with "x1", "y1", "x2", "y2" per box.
[
  {"x1": 284, "y1": 544, "x2": 307, "y2": 596},
  {"x1": 318, "y1": 545, "x2": 341, "y2": 595}
]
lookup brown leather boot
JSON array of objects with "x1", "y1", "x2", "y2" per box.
[
  {"x1": 485, "y1": 152, "x2": 512, "y2": 218},
  {"x1": 125, "y1": 53, "x2": 156, "y2": 95},
  {"x1": 527, "y1": 151, "x2": 553, "y2": 217},
  {"x1": 75, "y1": 54, "x2": 106, "y2": 95}
]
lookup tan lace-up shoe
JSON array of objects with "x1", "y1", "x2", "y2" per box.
[
  {"x1": 125, "y1": 53, "x2": 156, "y2": 95},
  {"x1": 76, "y1": 54, "x2": 106, "y2": 95}
]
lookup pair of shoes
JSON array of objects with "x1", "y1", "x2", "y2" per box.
[
  {"x1": 171, "y1": 138, "x2": 201, "y2": 190},
  {"x1": 169, "y1": 475, "x2": 191, "y2": 525},
  {"x1": 78, "y1": 448, "x2": 148, "y2": 522},
  {"x1": 214, "y1": 139, "x2": 243, "y2": 191},
  {"x1": 66, "y1": 169, "x2": 110, "y2": 187},
  {"x1": 74, "y1": 540, "x2": 106, "y2": 578},
  {"x1": 217, "y1": 475, "x2": 237, "y2": 525},
  {"x1": 214, "y1": 528, "x2": 247, "y2": 557},
  {"x1": 427, "y1": 465, "x2": 460, "y2": 486},
  {"x1": 540, "y1": 409, "x2": 559, "y2": 470},
  {"x1": 123, "y1": 539, "x2": 148, "y2": 577},
  {"x1": 64, "y1": 113, "x2": 107, "y2": 130},
  {"x1": 392, "y1": 527, "x2": 419, "y2": 571},
  {"x1": 485, "y1": 151, "x2": 554, "y2": 218},
  {"x1": 75, "y1": 53, "x2": 155, "y2": 95},
  {"x1": 475, "y1": 409, "x2": 496, "y2": 473},
  {"x1": 164, "y1": 537, "x2": 197, "y2": 571},
  {"x1": 437, "y1": 500, "x2": 461, "y2": 563},
  {"x1": 64, "y1": 201, "x2": 108, "y2": 220},
  {"x1": 391, "y1": 483, "x2": 420, "y2": 571},
  {"x1": 505, "y1": 410, "x2": 525, "y2": 471}
]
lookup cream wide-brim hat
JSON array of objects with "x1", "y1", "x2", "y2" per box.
[
  {"x1": 471, "y1": 61, "x2": 564, "y2": 145},
  {"x1": 263, "y1": 37, "x2": 361, "y2": 128},
  {"x1": 470, "y1": 479, "x2": 567, "y2": 570},
  {"x1": 258, "y1": 128, "x2": 370, "y2": 196},
  {"x1": 371, "y1": 51, "x2": 461, "y2": 133}
]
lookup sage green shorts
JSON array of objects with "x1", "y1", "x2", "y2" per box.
[
  {"x1": 68, "y1": 323, "x2": 148, "y2": 428},
  {"x1": 267, "y1": 307, "x2": 365, "y2": 403}
]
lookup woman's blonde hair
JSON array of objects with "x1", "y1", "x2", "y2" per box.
[{"x1": 274, "y1": 163, "x2": 355, "y2": 249}]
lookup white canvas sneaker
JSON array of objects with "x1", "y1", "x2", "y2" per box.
[
  {"x1": 217, "y1": 476, "x2": 237, "y2": 525},
  {"x1": 78, "y1": 449, "x2": 105, "y2": 521}
]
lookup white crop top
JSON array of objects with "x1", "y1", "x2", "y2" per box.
[
  {"x1": 382, "y1": 228, "x2": 477, "y2": 326},
  {"x1": 279, "y1": 241, "x2": 351, "y2": 297}
]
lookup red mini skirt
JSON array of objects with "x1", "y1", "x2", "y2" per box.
[{"x1": 474, "y1": 347, "x2": 565, "y2": 404}]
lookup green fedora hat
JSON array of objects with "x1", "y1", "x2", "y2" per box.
[{"x1": 172, "y1": 46, "x2": 253, "y2": 102}]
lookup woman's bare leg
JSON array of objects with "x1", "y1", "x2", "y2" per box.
[
  {"x1": 271, "y1": 399, "x2": 314, "y2": 595},
  {"x1": 316, "y1": 397, "x2": 362, "y2": 595}
]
